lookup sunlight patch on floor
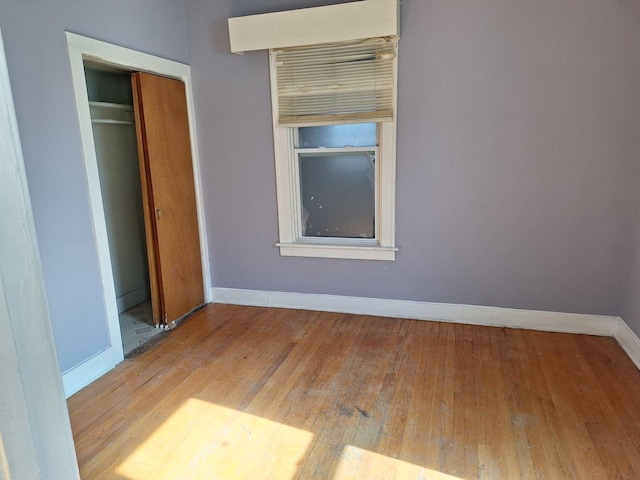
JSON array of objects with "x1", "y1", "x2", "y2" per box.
[
  {"x1": 116, "y1": 398, "x2": 465, "y2": 479},
  {"x1": 334, "y1": 445, "x2": 465, "y2": 480},
  {"x1": 116, "y1": 398, "x2": 314, "y2": 479}
]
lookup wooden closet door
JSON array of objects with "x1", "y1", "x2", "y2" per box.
[{"x1": 132, "y1": 72, "x2": 204, "y2": 324}]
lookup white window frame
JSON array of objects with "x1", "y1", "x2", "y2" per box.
[{"x1": 271, "y1": 47, "x2": 398, "y2": 261}]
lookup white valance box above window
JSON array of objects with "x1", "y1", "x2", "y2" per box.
[{"x1": 228, "y1": 0, "x2": 399, "y2": 54}]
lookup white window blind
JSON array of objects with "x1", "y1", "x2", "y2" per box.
[{"x1": 272, "y1": 37, "x2": 397, "y2": 127}]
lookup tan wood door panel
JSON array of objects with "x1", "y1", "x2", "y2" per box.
[{"x1": 132, "y1": 72, "x2": 204, "y2": 324}]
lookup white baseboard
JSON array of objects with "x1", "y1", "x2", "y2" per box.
[
  {"x1": 615, "y1": 319, "x2": 640, "y2": 371},
  {"x1": 61, "y1": 346, "x2": 122, "y2": 398},
  {"x1": 62, "y1": 289, "x2": 640, "y2": 397},
  {"x1": 211, "y1": 288, "x2": 618, "y2": 337}
]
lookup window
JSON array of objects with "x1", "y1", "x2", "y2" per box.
[
  {"x1": 271, "y1": 38, "x2": 398, "y2": 261},
  {"x1": 298, "y1": 123, "x2": 376, "y2": 240}
]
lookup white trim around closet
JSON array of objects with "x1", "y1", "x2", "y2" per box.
[{"x1": 64, "y1": 32, "x2": 211, "y2": 397}]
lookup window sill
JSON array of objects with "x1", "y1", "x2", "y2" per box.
[{"x1": 276, "y1": 242, "x2": 397, "y2": 261}]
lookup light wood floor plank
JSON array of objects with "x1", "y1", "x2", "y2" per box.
[{"x1": 68, "y1": 305, "x2": 640, "y2": 479}]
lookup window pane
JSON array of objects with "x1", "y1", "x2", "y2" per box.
[
  {"x1": 298, "y1": 123, "x2": 376, "y2": 148},
  {"x1": 299, "y1": 151, "x2": 375, "y2": 239}
]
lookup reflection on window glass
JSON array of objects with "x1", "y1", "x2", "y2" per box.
[
  {"x1": 298, "y1": 123, "x2": 376, "y2": 148},
  {"x1": 299, "y1": 151, "x2": 375, "y2": 239}
]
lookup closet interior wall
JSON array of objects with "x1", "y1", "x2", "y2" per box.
[{"x1": 85, "y1": 67, "x2": 150, "y2": 313}]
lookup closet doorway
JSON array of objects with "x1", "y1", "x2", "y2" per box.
[
  {"x1": 67, "y1": 33, "x2": 210, "y2": 376},
  {"x1": 85, "y1": 65, "x2": 159, "y2": 354},
  {"x1": 86, "y1": 65, "x2": 205, "y2": 355}
]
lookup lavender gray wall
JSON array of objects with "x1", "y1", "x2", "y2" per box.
[
  {"x1": 622, "y1": 176, "x2": 640, "y2": 336},
  {"x1": 5, "y1": 0, "x2": 640, "y2": 378},
  {"x1": 186, "y1": 0, "x2": 640, "y2": 318},
  {"x1": 0, "y1": 0, "x2": 189, "y2": 372}
]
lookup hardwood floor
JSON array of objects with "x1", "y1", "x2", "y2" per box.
[{"x1": 68, "y1": 304, "x2": 640, "y2": 479}]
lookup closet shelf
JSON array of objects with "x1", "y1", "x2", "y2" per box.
[
  {"x1": 91, "y1": 119, "x2": 134, "y2": 125},
  {"x1": 89, "y1": 101, "x2": 133, "y2": 111},
  {"x1": 89, "y1": 101, "x2": 135, "y2": 124}
]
